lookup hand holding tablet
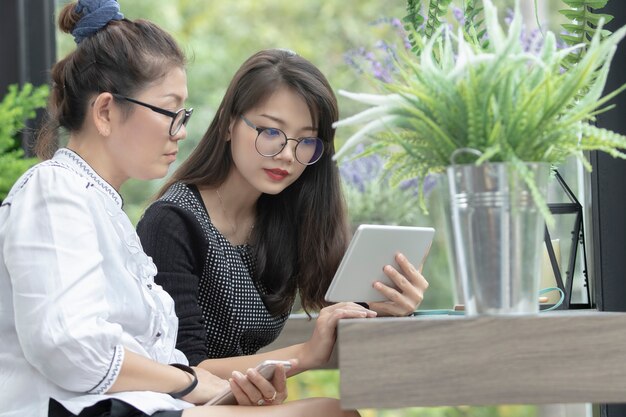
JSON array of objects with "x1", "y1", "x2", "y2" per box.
[{"x1": 325, "y1": 224, "x2": 435, "y2": 304}]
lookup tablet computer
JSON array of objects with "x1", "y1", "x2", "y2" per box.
[{"x1": 324, "y1": 224, "x2": 435, "y2": 303}]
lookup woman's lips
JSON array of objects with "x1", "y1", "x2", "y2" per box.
[{"x1": 264, "y1": 168, "x2": 288, "y2": 180}]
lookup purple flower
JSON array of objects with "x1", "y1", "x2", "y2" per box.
[
  {"x1": 399, "y1": 174, "x2": 437, "y2": 197},
  {"x1": 505, "y1": 9, "x2": 514, "y2": 27},
  {"x1": 344, "y1": 43, "x2": 397, "y2": 83},
  {"x1": 343, "y1": 16, "x2": 413, "y2": 83},
  {"x1": 339, "y1": 145, "x2": 384, "y2": 192},
  {"x1": 391, "y1": 17, "x2": 403, "y2": 29},
  {"x1": 340, "y1": 145, "x2": 436, "y2": 197},
  {"x1": 452, "y1": 7, "x2": 465, "y2": 25},
  {"x1": 501, "y1": 8, "x2": 567, "y2": 56}
]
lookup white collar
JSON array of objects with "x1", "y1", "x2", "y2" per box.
[{"x1": 53, "y1": 148, "x2": 123, "y2": 208}]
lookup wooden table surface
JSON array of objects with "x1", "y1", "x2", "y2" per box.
[{"x1": 337, "y1": 311, "x2": 626, "y2": 409}]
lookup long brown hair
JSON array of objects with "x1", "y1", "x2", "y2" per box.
[
  {"x1": 36, "y1": 2, "x2": 186, "y2": 160},
  {"x1": 159, "y1": 49, "x2": 349, "y2": 315}
]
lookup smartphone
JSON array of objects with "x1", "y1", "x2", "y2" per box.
[{"x1": 204, "y1": 360, "x2": 292, "y2": 406}]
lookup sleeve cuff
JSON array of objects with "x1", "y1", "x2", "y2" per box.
[{"x1": 88, "y1": 344, "x2": 124, "y2": 394}]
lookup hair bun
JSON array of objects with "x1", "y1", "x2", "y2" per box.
[{"x1": 71, "y1": 0, "x2": 124, "y2": 44}]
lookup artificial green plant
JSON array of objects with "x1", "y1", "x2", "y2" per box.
[
  {"x1": 404, "y1": 0, "x2": 613, "y2": 59},
  {"x1": 332, "y1": 0, "x2": 626, "y2": 224}
]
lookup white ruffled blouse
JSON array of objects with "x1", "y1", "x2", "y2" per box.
[{"x1": 0, "y1": 149, "x2": 191, "y2": 417}]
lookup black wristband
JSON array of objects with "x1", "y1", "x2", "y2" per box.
[{"x1": 168, "y1": 363, "x2": 198, "y2": 399}]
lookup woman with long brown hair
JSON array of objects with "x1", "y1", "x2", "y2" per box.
[{"x1": 137, "y1": 49, "x2": 429, "y2": 377}]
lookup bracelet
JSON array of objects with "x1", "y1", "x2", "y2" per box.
[{"x1": 168, "y1": 363, "x2": 198, "y2": 399}]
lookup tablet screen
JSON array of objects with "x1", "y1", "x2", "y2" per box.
[{"x1": 324, "y1": 224, "x2": 435, "y2": 303}]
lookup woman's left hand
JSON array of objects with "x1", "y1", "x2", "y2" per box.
[{"x1": 369, "y1": 253, "x2": 429, "y2": 316}]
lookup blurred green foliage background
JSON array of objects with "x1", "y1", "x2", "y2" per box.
[{"x1": 0, "y1": 83, "x2": 48, "y2": 200}]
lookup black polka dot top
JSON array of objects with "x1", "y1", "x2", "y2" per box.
[{"x1": 137, "y1": 182, "x2": 289, "y2": 365}]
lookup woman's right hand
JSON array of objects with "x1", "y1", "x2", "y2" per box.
[
  {"x1": 228, "y1": 360, "x2": 293, "y2": 406},
  {"x1": 182, "y1": 366, "x2": 229, "y2": 405},
  {"x1": 301, "y1": 302, "x2": 376, "y2": 369}
]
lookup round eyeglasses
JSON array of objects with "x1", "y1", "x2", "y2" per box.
[
  {"x1": 240, "y1": 115, "x2": 324, "y2": 165},
  {"x1": 112, "y1": 93, "x2": 193, "y2": 136}
]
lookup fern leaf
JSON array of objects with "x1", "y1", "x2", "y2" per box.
[
  {"x1": 403, "y1": 0, "x2": 425, "y2": 54},
  {"x1": 425, "y1": 0, "x2": 453, "y2": 39},
  {"x1": 559, "y1": 0, "x2": 613, "y2": 70}
]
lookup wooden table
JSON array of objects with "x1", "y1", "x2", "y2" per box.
[{"x1": 337, "y1": 311, "x2": 626, "y2": 409}]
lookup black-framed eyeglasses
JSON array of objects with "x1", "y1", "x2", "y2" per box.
[
  {"x1": 112, "y1": 93, "x2": 193, "y2": 136},
  {"x1": 240, "y1": 115, "x2": 324, "y2": 165}
]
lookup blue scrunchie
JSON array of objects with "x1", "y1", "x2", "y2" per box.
[{"x1": 72, "y1": 0, "x2": 124, "y2": 44}]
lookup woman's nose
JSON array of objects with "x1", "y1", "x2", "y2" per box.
[
  {"x1": 274, "y1": 139, "x2": 297, "y2": 163},
  {"x1": 171, "y1": 124, "x2": 187, "y2": 142}
]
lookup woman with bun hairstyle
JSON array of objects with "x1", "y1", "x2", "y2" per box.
[
  {"x1": 0, "y1": 2, "x2": 359, "y2": 417},
  {"x1": 136, "y1": 49, "x2": 429, "y2": 377}
]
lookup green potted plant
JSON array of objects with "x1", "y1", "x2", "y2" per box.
[
  {"x1": 332, "y1": 0, "x2": 626, "y2": 315},
  {"x1": 0, "y1": 83, "x2": 49, "y2": 202}
]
